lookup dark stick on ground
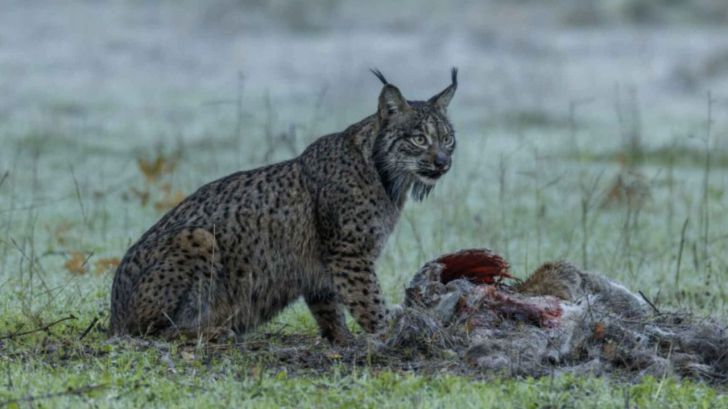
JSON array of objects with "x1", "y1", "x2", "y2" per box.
[
  {"x1": 0, "y1": 383, "x2": 107, "y2": 408},
  {"x1": 79, "y1": 316, "x2": 100, "y2": 340},
  {"x1": 638, "y1": 290, "x2": 660, "y2": 314},
  {"x1": 0, "y1": 314, "x2": 76, "y2": 340}
]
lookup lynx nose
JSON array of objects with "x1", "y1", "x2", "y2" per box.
[{"x1": 433, "y1": 152, "x2": 450, "y2": 171}]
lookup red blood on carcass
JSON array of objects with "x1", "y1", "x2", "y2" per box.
[
  {"x1": 476, "y1": 286, "x2": 563, "y2": 328},
  {"x1": 436, "y1": 249, "x2": 513, "y2": 285},
  {"x1": 433, "y1": 249, "x2": 563, "y2": 328}
]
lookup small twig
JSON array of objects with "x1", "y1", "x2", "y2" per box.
[
  {"x1": 79, "y1": 316, "x2": 100, "y2": 340},
  {"x1": 579, "y1": 171, "x2": 604, "y2": 270},
  {"x1": 0, "y1": 170, "x2": 9, "y2": 190},
  {"x1": 109, "y1": 381, "x2": 150, "y2": 401},
  {"x1": 674, "y1": 218, "x2": 689, "y2": 294},
  {"x1": 0, "y1": 314, "x2": 76, "y2": 340},
  {"x1": 68, "y1": 164, "x2": 88, "y2": 227},
  {"x1": 0, "y1": 383, "x2": 107, "y2": 407},
  {"x1": 638, "y1": 291, "x2": 660, "y2": 314},
  {"x1": 81, "y1": 251, "x2": 95, "y2": 271},
  {"x1": 700, "y1": 91, "x2": 713, "y2": 279}
]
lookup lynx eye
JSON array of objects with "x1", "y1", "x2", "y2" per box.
[
  {"x1": 410, "y1": 135, "x2": 428, "y2": 147},
  {"x1": 442, "y1": 133, "x2": 454, "y2": 146}
]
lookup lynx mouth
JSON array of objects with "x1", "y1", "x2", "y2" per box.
[{"x1": 416, "y1": 169, "x2": 445, "y2": 185}]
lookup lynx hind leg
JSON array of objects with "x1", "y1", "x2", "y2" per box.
[
  {"x1": 129, "y1": 227, "x2": 229, "y2": 337},
  {"x1": 304, "y1": 288, "x2": 352, "y2": 344}
]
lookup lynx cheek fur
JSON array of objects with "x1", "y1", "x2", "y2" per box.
[{"x1": 110, "y1": 69, "x2": 458, "y2": 343}]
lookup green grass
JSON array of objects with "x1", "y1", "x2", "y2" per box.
[
  {"x1": 1, "y1": 316, "x2": 725, "y2": 408},
  {"x1": 2, "y1": 105, "x2": 727, "y2": 405}
]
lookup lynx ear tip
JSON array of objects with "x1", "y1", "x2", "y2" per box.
[
  {"x1": 370, "y1": 68, "x2": 389, "y2": 85},
  {"x1": 451, "y1": 67, "x2": 458, "y2": 87}
]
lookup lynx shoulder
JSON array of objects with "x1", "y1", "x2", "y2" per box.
[{"x1": 110, "y1": 69, "x2": 459, "y2": 342}]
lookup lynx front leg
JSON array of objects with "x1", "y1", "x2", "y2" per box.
[
  {"x1": 327, "y1": 255, "x2": 388, "y2": 333},
  {"x1": 304, "y1": 288, "x2": 352, "y2": 344}
]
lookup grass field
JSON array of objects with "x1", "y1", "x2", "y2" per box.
[{"x1": 2, "y1": 1, "x2": 728, "y2": 407}]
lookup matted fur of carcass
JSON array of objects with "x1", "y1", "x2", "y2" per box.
[{"x1": 384, "y1": 249, "x2": 728, "y2": 383}]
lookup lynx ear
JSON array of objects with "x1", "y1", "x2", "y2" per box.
[
  {"x1": 428, "y1": 67, "x2": 458, "y2": 112},
  {"x1": 372, "y1": 68, "x2": 410, "y2": 120},
  {"x1": 378, "y1": 84, "x2": 410, "y2": 120}
]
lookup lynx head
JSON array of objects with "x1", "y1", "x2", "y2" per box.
[{"x1": 371, "y1": 68, "x2": 458, "y2": 204}]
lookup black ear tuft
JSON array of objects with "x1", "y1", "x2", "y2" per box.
[
  {"x1": 370, "y1": 68, "x2": 389, "y2": 85},
  {"x1": 373, "y1": 69, "x2": 410, "y2": 120},
  {"x1": 428, "y1": 68, "x2": 458, "y2": 112}
]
